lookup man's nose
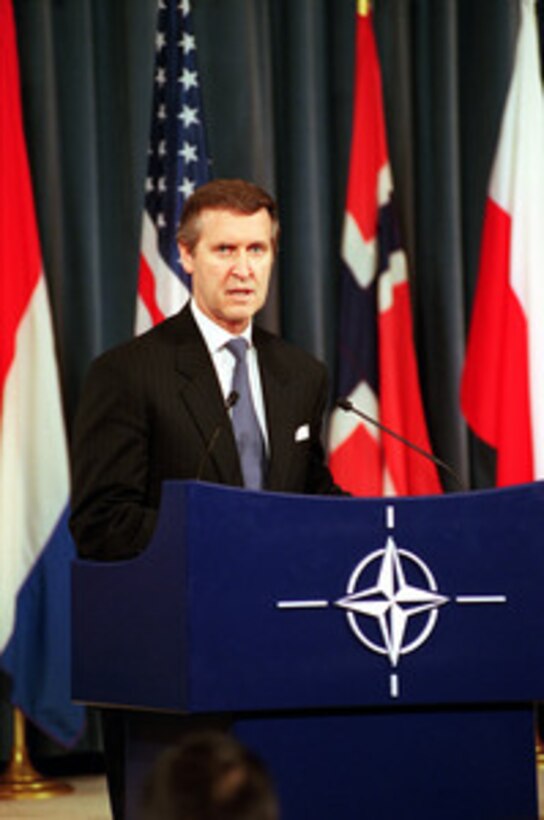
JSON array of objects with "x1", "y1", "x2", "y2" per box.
[{"x1": 231, "y1": 250, "x2": 252, "y2": 277}]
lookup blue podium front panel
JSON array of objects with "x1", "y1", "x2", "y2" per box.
[
  {"x1": 235, "y1": 706, "x2": 536, "y2": 820},
  {"x1": 179, "y1": 482, "x2": 544, "y2": 712},
  {"x1": 72, "y1": 481, "x2": 544, "y2": 712}
]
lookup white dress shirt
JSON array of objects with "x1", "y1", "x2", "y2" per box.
[{"x1": 190, "y1": 299, "x2": 269, "y2": 451}]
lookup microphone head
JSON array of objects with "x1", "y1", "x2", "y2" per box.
[
  {"x1": 336, "y1": 397, "x2": 352, "y2": 412},
  {"x1": 226, "y1": 390, "x2": 239, "y2": 410}
]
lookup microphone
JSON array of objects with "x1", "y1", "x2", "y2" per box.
[
  {"x1": 336, "y1": 397, "x2": 467, "y2": 492},
  {"x1": 225, "y1": 390, "x2": 239, "y2": 411},
  {"x1": 196, "y1": 391, "x2": 239, "y2": 481}
]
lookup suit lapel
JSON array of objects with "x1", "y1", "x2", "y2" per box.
[
  {"x1": 173, "y1": 308, "x2": 243, "y2": 486},
  {"x1": 255, "y1": 329, "x2": 296, "y2": 491},
  {"x1": 170, "y1": 310, "x2": 301, "y2": 490}
]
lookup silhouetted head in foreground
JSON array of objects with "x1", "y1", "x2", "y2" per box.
[{"x1": 139, "y1": 730, "x2": 279, "y2": 820}]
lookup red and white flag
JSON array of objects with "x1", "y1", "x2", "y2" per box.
[
  {"x1": 328, "y1": 3, "x2": 441, "y2": 496},
  {"x1": 0, "y1": 0, "x2": 83, "y2": 745},
  {"x1": 461, "y1": 0, "x2": 544, "y2": 485}
]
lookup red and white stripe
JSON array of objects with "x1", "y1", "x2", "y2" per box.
[
  {"x1": 0, "y1": 281, "x2": 69, "y2": 652},
  {"x1": 135, "y1": 211, "x2": 190, "y2": 333},
  {"x1": 0, "y1": 0, "x2": 69, "y2": 652},
  {"x1": 461, "y1": 0, "x2": 544, "y2": 484}
]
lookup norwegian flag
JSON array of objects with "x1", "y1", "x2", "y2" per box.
[
  {"x1": 328, "y1": 7, "x2": 441, "y2": 496},
  {"x1": 461, "y1": 0, "x2": 544, "y2": 485},
  {"x1": 135, "y1": 0, "x2": 210, "y2": 333}
]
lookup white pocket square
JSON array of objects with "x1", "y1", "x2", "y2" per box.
[{"x1": 294, "y1": 423, "x2": 310, "y2": 442}]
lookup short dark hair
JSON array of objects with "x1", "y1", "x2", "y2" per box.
[
  {"x1": 177, "y1": 179, "x2": 279, "y2": 253},
  {"x1": 139, "y1": 730, "x2": 279, "y2": 820}
]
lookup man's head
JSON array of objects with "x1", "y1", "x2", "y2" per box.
[
  {"x1": 177, "y1": 179, "x2": 279, "y2": 334},
  {"x1": 139, "y1": 730, "x2": 279, "y2": 820},
  {"x1": 177, "y1": 179, "x2": 279, "y2": 254}
]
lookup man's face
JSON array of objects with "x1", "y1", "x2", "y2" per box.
[{"x1": 179, "y1": 207, "x2": 274, "y2": 334}]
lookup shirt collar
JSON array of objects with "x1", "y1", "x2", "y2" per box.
[{"x1": 190, "y1": 299, "x2": 253, "y2": 355}]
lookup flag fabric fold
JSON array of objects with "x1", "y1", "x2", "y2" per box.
[
  {"x1": 328, "y1": 5, "x2": 441, "y2": 496},
  {"x1": 0, "y1": 0, "x2": 84, "y2": 746},
  {"x1": 135, "y1": 0, "x2": 210, "y2": 334},
  {"x1": 461, "y1": 0, "x2": 544, "y2": 486}
]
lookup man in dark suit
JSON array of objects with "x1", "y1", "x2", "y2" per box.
[
  {"x1": 69, "y1": 179, "x2": 342, "y2": 820},
  {"x1": 70, "y1": 179, "x2": 341, "y2": 562}
]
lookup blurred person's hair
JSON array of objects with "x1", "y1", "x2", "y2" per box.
[{"x1": 139, "y1": 730, "x2": 279, "y2": 820}]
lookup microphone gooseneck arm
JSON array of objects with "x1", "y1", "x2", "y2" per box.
[
  {"x1": 336, "y1": 397, "x2": 467, "y2": 492},
  {"x1": 196, "y1": 391, "x2": 239, "y2": 481}
]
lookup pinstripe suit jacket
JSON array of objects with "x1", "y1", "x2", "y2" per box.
[{"x1": 69, "y1": 305, "x2": 340, "y2": 560}]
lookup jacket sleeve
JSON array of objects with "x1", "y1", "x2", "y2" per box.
[{"x1": 69, "y1": 353, "x2": 157, "y2": 561}]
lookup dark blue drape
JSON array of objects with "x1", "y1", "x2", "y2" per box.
[{"x1": 7, "y1": 0, "x2": 524, "y2": 759}]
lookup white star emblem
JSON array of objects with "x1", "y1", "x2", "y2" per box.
[
  {"x1": 178, "y1": 141, "x2": 198, "y2": 164},
  {"x1": 179, "y1": 177, "x2": 196, "y2": 198},
  {"x1": 335, "y1": 537, "x2": 449, "y2": 666},
  {"x1": 178, "y1": 105, "x2": 199, "y2": 128},
  {"x1": 275, "y1": 504, "x2": 507, "y2": 700},
  {"x1": 180, "y1": 32, "x2": 196, "y2": 54},
  {"x1": 179, "y1": 68, "x2": 198, "y2": 91}
]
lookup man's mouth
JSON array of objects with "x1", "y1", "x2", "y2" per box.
[{"x1": 227, "y1": 288, "x2": 253, "y2": 297}]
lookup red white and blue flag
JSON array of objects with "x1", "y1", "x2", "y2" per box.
[
  {"x1": 135, "y1": 0, "x2": 210, "y2": 333},
  {"x1": 328, "y1": 3, "x2": 441, "y2": 496},
  {"x1": 461, "y1": 0, "x2": 544, "y2": 485},
  {"x1": 0, "y1": 0, "x2": 84, "y2": 745}
]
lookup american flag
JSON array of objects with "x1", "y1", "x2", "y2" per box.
[
  {"x1": 328, "y1": 5, "x2": 441, "y2": 496},
  {"x1": 135, "y1": 0, "x2": 210, "y2": 333}
]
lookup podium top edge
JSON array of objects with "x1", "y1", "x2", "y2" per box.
[{"x1": 162, "y1": 479, "x2": 544, "y2": 504}]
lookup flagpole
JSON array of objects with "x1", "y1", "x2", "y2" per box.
[
  {"x1": 537, "y1": 739, "x2": 544, "y2": 770},
  {"x1": 0, "y1": 707, "x2": 72, "y2": 800},
  {"x1": 536, "y1": 708, "x2": 544, "y2": 770}
]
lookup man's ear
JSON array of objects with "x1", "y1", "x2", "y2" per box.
[{"x1": 179, "y1": 243, "x2": 194, "y2": 274}]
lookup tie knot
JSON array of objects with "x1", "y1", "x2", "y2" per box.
[{"x1": 226, "y1": 337, "x2": 248, "y2": 363}]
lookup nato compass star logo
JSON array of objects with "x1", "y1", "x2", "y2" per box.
[{"x1": 276, "y1": 505, "x2": 506, "y2": 698}]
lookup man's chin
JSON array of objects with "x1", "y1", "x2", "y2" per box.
[
  {"x1": 214, "y1": 310, "x2": 253, "y2": 333},
  {"x1": 223, "y1": 301, "x2": 263, "y2": 324}
]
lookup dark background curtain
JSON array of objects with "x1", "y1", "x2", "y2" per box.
[{"x1": 4, "y1": 0, "x2": 527, "y2": 763}]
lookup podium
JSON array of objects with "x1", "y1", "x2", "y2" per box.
[{"x1": 72, "y1": 481, "x2": 544, "y2": 819}]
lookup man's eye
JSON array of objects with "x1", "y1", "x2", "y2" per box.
[
  {"x1": 249, "y1": 245, "x2": 265, "y2": 255},
  {"x1": 217, "y1": 245, "x2": 233, "y2": 255}
]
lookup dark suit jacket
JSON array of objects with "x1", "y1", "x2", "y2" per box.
[{"x1": 69, "y1": 305, "x2": 341, "y2": 560}]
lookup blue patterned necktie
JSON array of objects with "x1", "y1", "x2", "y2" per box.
[{"x1": 226, "y1": 338, "x2": 265, "y2": 490}]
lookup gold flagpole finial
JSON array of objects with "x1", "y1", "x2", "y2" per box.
[{"x1": 358, "y1": 0, "x2": 372, "y2": 16}]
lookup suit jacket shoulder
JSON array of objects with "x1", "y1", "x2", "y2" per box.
[{"x1": 70, "y1": 305, "x2": 242, "y2": 560}]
